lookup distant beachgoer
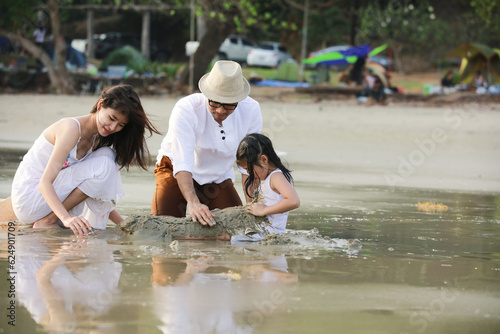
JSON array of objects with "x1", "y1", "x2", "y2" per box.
[
  {"x1": 441, "y1": 70, "x2": 454, "y2": 88},
  {"x1": 33, "y1": 24, "x2": 46, "y2": 48},
  {"x1": 234, "y1": 133, "x2": 300, "y2": 241},
  {"x1": 369, "y1": 76, "x2": 387, "y2": 105},
  {"x1": 358, "y1": 68, "x2": 376, "y2": 98},
  {"x1": 151, "y1": 60, "x2": 262, "y2": 226},
  {"x1": 6, "y1": 84, "x2": 159, "y2": 236},
  {"x1": 349, "y1": 55, "x2": 367, "y2": 86},
  {"x1": 473, "y1": 70, "x2": 487, "y2": 88}
]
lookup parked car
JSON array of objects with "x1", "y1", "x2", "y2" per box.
[
  {"x1": 246, "y1": 42, "x2": 292, "y2": 68},
  {"x1": 185, "y1": 35, "x2": 255, "y2": 64},
  {"x1": 94, "y1": 32, "x2": 171, "y2": 62},
  {"x1": 218, "y1": 35, "x2": 255, "y2": 63}
]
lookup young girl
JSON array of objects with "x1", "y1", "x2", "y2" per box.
[
  {"x1": 236, "y1": 133, "x2": 300, "y2": 240},
  {"x1": 7, "y1": 84, "x2": 159, "y2": 237}
]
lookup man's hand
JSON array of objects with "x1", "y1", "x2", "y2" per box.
[
  {"x1": 176, "y1": 171, "x2": 217, "y2": 227},
  {"x1": 189, "y1": 203, "x2": 216, "y2": 226}
]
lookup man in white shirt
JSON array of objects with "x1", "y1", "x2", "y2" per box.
[{"x1": 151, "y1": 60, "x2": 262, "y2": 227}]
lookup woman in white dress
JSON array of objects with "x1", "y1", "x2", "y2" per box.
[{"x1": 6, "y1": 84, "x2": 159, "y2": 236}]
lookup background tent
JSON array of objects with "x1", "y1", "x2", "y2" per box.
[
  {"x1": 446, "y1": 43, "x2": 500, "y2": 85},
  {"x1": 99, "y1": 45, "x2": 149, "y2": 73},
  {"x1": 273, "y1": 61, "x2": 300, "y2": 82},
  {"x1": 49, "y1": 45, "x2": 87, "y2": 68}
]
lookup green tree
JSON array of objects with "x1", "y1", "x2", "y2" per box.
[
  {"x1": 358, "y1": 0, "x2": 450, "y2": 73},
  {"x1": 471, "y1": 0, "x2": 500, "y2": 26},
  {"x1": 179, "y1": 0, "x2": 300, "y2": 87},
  {"x1": 0, "y1": 0, "x2": 74, "y2": 94}
]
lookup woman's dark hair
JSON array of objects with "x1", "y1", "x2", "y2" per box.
[
  {"x1": 91, "y1": 84, "x2": 160, "y2": 170},
  {"x1": 236, "y1": 133, "x2": 293, "y2": 198}
]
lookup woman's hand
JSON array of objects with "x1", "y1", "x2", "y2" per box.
[
  {"x1": 61, "y1": 215, "x2": 92, "y2": 237},
  {"x1": 246, "y1": 202, "x2": 267, "y2": 217}
]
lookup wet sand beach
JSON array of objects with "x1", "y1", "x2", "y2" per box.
[
  {"x1": 1, "y1": 92, "x2": 499, "y2": 203},
  {"x1": 1, "y1": 91, "x2": 500, "y2": 333}
]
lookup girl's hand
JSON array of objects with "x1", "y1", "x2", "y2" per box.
[
  {"x1": 246, "y1": 202, "x2": 267, "y2": 217},
  {"x1": 62, "y1": 216, "x2": 92, "y2": 237}
]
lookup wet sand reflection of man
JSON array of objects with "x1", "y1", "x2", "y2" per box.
[{"x1": 150, "y1": 254, "x2": 298, "y2": 333}]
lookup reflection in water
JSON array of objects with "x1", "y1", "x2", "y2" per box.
[
  {"x1": 1, "y1": 185, "x2": 499, "y2": 333},
  {"x1": 150, "y1": 252, "x2": 297, "y2": 333},
  {"x1": 16, "y1": 233, "x2": 122, "y2": 333}
]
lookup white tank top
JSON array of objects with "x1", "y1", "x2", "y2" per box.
[
  {"x1": 260, "y1": 169, "x2": 290, "y2": 234},
  {"x1": 61, "y1": 118, "x2": 96, "y2": 168}
]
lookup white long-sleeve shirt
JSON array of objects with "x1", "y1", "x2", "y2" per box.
[{"x1": 157, "y1": 93, "x2": 262, "y2": 185}]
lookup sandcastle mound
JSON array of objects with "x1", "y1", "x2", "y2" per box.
[{"x1": 120, "y1": 206, "x2": 270, "y2": 241}]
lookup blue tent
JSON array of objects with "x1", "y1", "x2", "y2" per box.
[{"x1": 49, "y1": 45, "x2": 87, "y2": 68}]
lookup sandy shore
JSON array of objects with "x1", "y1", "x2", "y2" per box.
[{"x1": 1, "y1": 91, "x2": 499, "y2": 211}]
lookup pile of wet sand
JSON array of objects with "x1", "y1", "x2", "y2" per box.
[
  {"x1": 120, "y1": 206, "x2": 270, "y2": 241},
  {"x1": 121, "y1": 208, "x2": 363, "y2": 255}
]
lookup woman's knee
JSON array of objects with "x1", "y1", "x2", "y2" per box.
[
  {"x1": 91, "y1": 147, "x2": 116, "y2": 160},
  {"x1": 89, "y1": 153, "x2": 119, "y2": 182}
]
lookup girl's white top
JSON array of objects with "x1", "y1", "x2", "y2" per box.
[{"x1": 261, "y1": 169, "x2": 289, "y2": 234}]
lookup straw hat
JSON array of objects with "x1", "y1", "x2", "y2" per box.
[{"x1": 198, "y1": 60, "x2": 250, "y2": 103}]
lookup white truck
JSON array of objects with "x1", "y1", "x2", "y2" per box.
[{"x1": 185, "y1": 35, "x2": 255, "y2": 64}]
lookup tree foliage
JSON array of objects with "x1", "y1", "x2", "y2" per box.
[
  {"x1": 0, "y1": 0, "x2": 75, "y2": 94},
  {"x1": 2, "y1": 0, "x2": 500, "y2": 93},
  {"x1": 358, "y1": 0, "x2": 450, "y2": 73},
  {"x1": 470, "y1": 0, "x2": 500, "y2": 26}
]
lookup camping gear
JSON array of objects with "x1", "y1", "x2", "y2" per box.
[
  {"x1": 273, "y1": 61, "x2": 300, "y2": 82},
  {"x1": 446, "y1": 43, "x2": 500, "y2": 85},
  {"x1": 99, "y1": 45, "x2": 149, "y2": 73}
]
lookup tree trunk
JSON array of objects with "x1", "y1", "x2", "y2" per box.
[
  {"x1": 391, "y1": 43, "x2": 404, "y2": 74},
  {"x1": 177, "y1": 4, "x2": 236, "y2": 89},
  {"x1": 0, "y1": 30, "x2": 62, "y2": 91},
  {"x1": 350, "y1": 0, "x2": 361, "y2": 45},
  {"x1": 48, "y1": 0, "x2": 74, "y2": 94}
]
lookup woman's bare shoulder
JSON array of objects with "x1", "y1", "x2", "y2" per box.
[{"x1": 43, "y1": 117, "x2": 80, "y2": 144}]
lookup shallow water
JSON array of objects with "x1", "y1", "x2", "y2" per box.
[{"x1": 1, "y1": 150, "x2": 500, "y2": 334}]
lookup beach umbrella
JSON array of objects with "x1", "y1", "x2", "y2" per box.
[
  {"x1": 303, "y1": 44, "x2": 387, "y2": 67},
  {"x1": 368, "y1": 44, "x2": 388, "y2": 57}
]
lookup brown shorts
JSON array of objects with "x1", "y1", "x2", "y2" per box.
[{"x1": 151, "y1": 156, "x2": 242, "y2": 217}]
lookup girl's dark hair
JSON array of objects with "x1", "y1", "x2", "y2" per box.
[
  {"x1": 91, "y1": 84, "x2": 160, "y2": 170},
  {"x1": 236, "y1": 133, "x2": 293, "y2": 198}
]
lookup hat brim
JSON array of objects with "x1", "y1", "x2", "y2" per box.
[{"x1": 198, "y1": 73, "x2": 251, "y2": 103}]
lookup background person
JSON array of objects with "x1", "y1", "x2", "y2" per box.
[
  {"x1": 151, "y1": 60, "x2": 262, "y2": 226},
  {"x1": 473, "y1": 70, "x2": 488, "y2": 89},
  {"x1": 368, "y1": 76, "x2": 387, "y2": 105},
  {"x1": 441, "y1": 70, "x2": 455, "y2": 88}
]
